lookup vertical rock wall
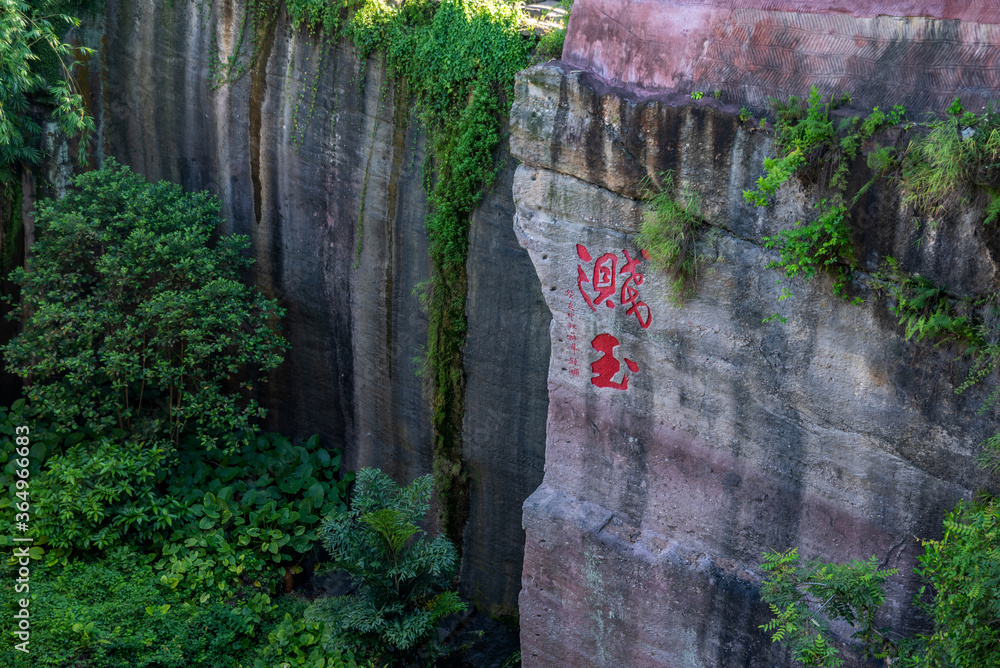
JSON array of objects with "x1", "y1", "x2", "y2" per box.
[
  {"x1": 89, "y1": 0, "x2": 549, "y2": 616},
  {"x1": 512, "y1": 60, "x2": 998, "y2": 666}
]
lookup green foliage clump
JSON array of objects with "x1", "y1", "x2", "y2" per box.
[
  {"x1": 873, "y1": 256, "x2": 977, "y2": 345},
  {"x1": 900, "y1": 99, "x2": 1000, "y2": 226},
  {"x1": 156, "y1": 432, "x2": 354, "y2": 602},
  {"x1": 636, "y1": 170, "x2": 705, "y2": 303},
  {"x1": 744, "y1": 87, "x2": 905, "y2": 317},
  {"x1": 0, "y1": 419, "x2": 354, "y2": 589},
  {"x1": 759, "y1": 548, "x2": 898, "y2": 667},
  {"x1": 914, "y1": 498, "x2": 1000, "y2": 667},
  {"x1": 253, "y1": 614, "x2": 375, "y2": 668},
  {"x1": 762, "y1": 200, "x2": 854, "y2": 301},
  {"x1": 2, "y1": 160, "x2": 287, "y2": 449},
  {"x1": 759, "y1": 497, "x2": 1000, "y2": 668},
  {"x1": 0, "y1": 0, "x2": 94, "y2": 180},
  {"x1": 287, "y1": 0, "x2": 355, "y2": 34},
  {"x1": 0, "y1": 409, "x2": 355, "y2": 660},
  {"x1": 306, "y1": 467, "x2": 466, "y2": 665},
  {"x1": 743, "y1": 87, "x2": 834, "y2": 206},
  {"x1": 0, "y1": 546, "x2": 306, "y2": 667}
]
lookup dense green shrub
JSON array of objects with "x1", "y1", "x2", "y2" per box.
[
  {"x1": 7, "y1": 423, "x2": 354, "y2": 586},
  {"x1": 156, "y1": 432, "x2": 354, "y2": 604},
  {"x1": 306, "y1": 467, "x2": 466, "y2": 665},
  {"x1": 2, "y1": 160, "x2": 287, "y2": 449},
  {"x1": 0, "y1": 546, "x2": 306, "y2": 667},
  {"x1": 759, "y1": 498, "x2": 1000, "y2": 668},
  {"x1": 253, "y1": 614, "x2": 375, "y2": 668}
]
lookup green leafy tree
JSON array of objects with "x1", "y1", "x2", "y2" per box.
[
  {"x1": 758, "y1": 548, "x2": 899, "y2": 667},
  {"x1": 307, "y1": 467, "x2": 467, "y2": 665},
  {"x1": 759, "y1": 498, "x2": 1000, "y2": 668},
  {"x1": 2, "y1": 160, "x2": 287, "y2": 448},
  {"x1": 914, "y1": 499, "x2": 1000, "y2": 667},
  {"x1": 0, "y1": 0, "x2": 94, "y2": 180}
]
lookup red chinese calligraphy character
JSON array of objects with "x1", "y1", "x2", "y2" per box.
[
  {"x1": 626, "y1": 301, "x2": 652, "y2": 328},
  {"x1": 577, "y1": 265, "x2": 595, "y2": 311},
  {"x1": 576, "y1": 244, "x2": 616, "y2": 311},
  {"x1": 592, "y1": 253, "x2": 617, "y2": 308},
  {"x1": 619, "y1": 249, "x2": 652, "y2": 329},
  {"x1": 590, "y1": 333, "x2": 639, "y2": 390},
  {"x1": 569, "y1": 368, "x2": 580, "y2": 377}
]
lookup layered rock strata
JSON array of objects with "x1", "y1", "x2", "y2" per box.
[{"x1": 564, "y1": 0, "x2": 1000, "y2": 115}]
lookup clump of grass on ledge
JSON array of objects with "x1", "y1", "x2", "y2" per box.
[
  {"x1": 901, "y1": 98, "x2": 1000, "y2": 225},
  {"x1": 637, "y1": 170, "x2": 706, "y2": 304}
]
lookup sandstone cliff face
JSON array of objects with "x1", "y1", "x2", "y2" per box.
[
  {"x1": 512, "y1": 61, "x2": 997, "y2": 666},
  {"x1": 89, "y1": 0, "x2": 548, "y2": 615}
]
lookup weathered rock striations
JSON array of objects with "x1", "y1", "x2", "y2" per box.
[
  {"x1": 89, "y1": 0, "x2": 549, "y2": 615},
  {"x1": 513, "y1": 61, "x2": 998, "y2": 666},
  {"x1": 563, "y1": 0, "x2": 1000, "y2": 115}
]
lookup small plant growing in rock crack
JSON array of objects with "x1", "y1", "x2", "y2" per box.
[
  {"x1": 745, "y1": 87, "x2": 905, "y2": 317},
  {"x1": 636, "y1": 170, "x2": 707, "y2": 305},
  {"x1": 870, "y1": 257, "x2": 1000, "y2": 470},
  {"x1": 691, "y1": 91, "x2": 704, "y2": 100},
  {"x1": 900, "y1": 98, "x2": 1000, "y2": 226},
  {"x1": 872, "y1": 256, "x2": 978, "y2": 345}
]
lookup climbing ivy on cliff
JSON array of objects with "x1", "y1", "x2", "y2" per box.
[
  {"x1": 212, "y1": 0, "x2": 531, "y2": 544},
  {"x1": 346, "y1": 0, "x2": 530, "y2": 545}
]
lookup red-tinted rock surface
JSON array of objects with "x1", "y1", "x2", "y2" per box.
[
  {"x1": 513, "y1": 63, "x2": 997, "y2": 666},
  {"x1": 564, "y1": 0, "x2": 1000, "y2": 114}
]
